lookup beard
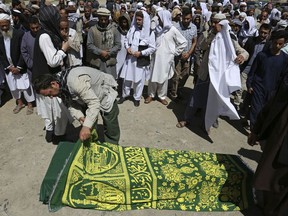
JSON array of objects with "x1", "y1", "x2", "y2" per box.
[{"x1": 1, "y1": 28, "x2": 13, "y2": 38}]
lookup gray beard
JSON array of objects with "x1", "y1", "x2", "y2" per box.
[{"x1": 1, "y1": 28, "x2": 13, "y2": 38}]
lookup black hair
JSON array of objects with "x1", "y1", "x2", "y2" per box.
[
  {"x1": 259, "y1": 23, "x2": 272, "y2": 32},
  {"x1": 182, "y1": 7, "x2": 192, "y2": 17},
  {"x1": 28, "y1": 16, "x2": 39, "y2": 25},
  {"x1": 135, "y1": 10, "x2": 143, "y2": 18},
  {"x1": 270, "y1": 29, "x2": 288, "y2": 41},
  {"x1": 33, "y1": 74, "x2": 57, "y2": 94}
]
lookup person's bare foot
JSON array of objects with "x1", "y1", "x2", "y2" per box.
[{"x1": 176, "y1": 121, "x2": 189, "y2": 128}]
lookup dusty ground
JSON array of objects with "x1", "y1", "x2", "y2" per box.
[{"x1": 0, "y1": 77, "x2": 263, "y2": 216}]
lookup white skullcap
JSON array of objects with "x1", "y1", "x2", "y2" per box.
[
  {"x1": 173, "y1": 0, "x2": 179, "y2": 5},
  {"x1": 213, "y1": 13, "x2": 226, "y2": 20},
  {"x1": 240, "y1": 2, "x2": 247, "y2": 6},
  {"x1": 239, "y1": 12, "x2": 247, "y2": 17},
  {"x1": 137, "y1": 2, "x2": 143, "y2": 9},
  {"x1": 68, "y1": 1, "x2": 75, "y2": 6},
  {"x1": 0, "y1": 13, "x2": 10, "y2": 21}
]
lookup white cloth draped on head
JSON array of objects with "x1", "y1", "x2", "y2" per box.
[
  {"x1": 270, "y1": 8, "x2": 281, "y2": 21},
  {"x1": 127, "y1": 9, "x2": 151, "y2": 46},
  {"x1": 205, "y1": 19, "x2": 241, "y2": 131},
  {"x1": 156, "y1": 10, "x2": 172, "y2": 36},
  {"x1": 0, "y1": 13, "x2": 10, "y2": 21},
  {"x1": 0, "y1": 3, "x2": 10, "y2": 14},
  {"x1": 239, "y1": 16, "x2": 258, "y2": 38}
]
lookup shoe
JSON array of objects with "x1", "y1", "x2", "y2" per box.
[
  {"x1": 117, "y1": 97, "x2": 126, "y2": 104},
  {"x1": 212, "y1": 119, "x2": 219, "y2": 128},
  {"x1": 52, "y1": 135, "x2": 65, "y2": 145},
  {"x1": 144, "y1": 96, "x2": 153, "y2": 104},
  {"x1": 13, "y1": 104, "x2": 25, "y2": 114},
  {"x1": 45, "y1": 130, "x2": 54, "y2": 143},
  {"x1": 26, "y1": 106, "x2": 34, "y2": 115},
  {"x1": 134, "y1": 100, "x2": 140, "y2": 107},
  {"x1": 159, "y1": 99, "x2": 168, "y2": 106}
]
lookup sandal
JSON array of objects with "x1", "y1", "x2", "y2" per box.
[
  {"x1": 13, "y1": 104, "x2": 25, "y2": 114},
  {"x1": 176, "y1": 121, "x2": 189, "y2": 128},
  {"x1": 26, "y1": 106, "x2": 34, "y2": 115}
]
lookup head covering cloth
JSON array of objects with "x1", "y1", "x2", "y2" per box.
[{"x1": 39, "y1": 5, "x2": 63, "y2": 48}]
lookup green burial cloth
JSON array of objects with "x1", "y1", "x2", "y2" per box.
[{"x1": 40, "y1": 133, "x2": 254, "y2": 212}]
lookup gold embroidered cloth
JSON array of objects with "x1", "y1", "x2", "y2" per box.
[{"x1": 54, "y1": 138, "x2": 254, "y2": 212}]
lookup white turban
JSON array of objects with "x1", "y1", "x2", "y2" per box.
[{"x1": 0, "y1": 13, "x2": 10, "y2": 21}]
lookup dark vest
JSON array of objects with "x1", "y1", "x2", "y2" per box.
[{"x1": 32, "y1": 30, "x2": 62, "y2": 81}]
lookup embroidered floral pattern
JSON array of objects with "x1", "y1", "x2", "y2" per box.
[{"x1": 61, "y1": 141, "x2": 254, "y2": 212}]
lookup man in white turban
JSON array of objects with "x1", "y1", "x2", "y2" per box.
[{"x1": 0, "y1": 13, "x2": 35, "y2": 114}]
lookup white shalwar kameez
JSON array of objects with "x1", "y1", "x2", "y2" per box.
[
  {"x1": 120, "y1": 10, "x2": 156, "y2": 101},
  {"x1": 148, "y1": 10, "x2": 187, "y2": 100},
  {"x1": 3, "y1": 35, "x2": 35, "y2": 103}
]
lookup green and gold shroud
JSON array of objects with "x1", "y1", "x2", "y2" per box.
[{"x1": 40, "y1": 133, "x2": 254, "y2": 212}]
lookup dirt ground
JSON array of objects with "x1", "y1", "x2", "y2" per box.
[{"x1": 0, "y1": 77, "x2": 263, "y2": 216}]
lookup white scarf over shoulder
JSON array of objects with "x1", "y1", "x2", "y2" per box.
[{"x1": 205, "y1": 20, "x2": 241, "y2": 131}]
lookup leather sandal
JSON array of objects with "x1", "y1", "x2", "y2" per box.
[
  {"x1": 144, "y1": 96, "x2": 153, "y2": 104},
  {"x1": 159, "y1": 99, "x2": 168, "y2": 106},
  {"x1": 13, "y1": 104, "x2": 25, "y2": 114},
  {"x1": 26, "y1": 106, "x2": 34, "y2": 115}
]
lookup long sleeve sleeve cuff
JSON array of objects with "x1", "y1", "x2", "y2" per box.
[{"x1": 83, "y1": 119, "x2": 95, "y2": 129}]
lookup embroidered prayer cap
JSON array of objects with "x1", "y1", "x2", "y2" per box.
[
  {"x1": 0, "y1": 13, "x2": 10, "y2": 21},
  {"x1": 96, "y1": 8, "x2": 111, "y2": 16},
  {"x1": 213, "y1": 13, "x2": 226, "y2": 21}
]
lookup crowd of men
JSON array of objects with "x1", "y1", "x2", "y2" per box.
[{"x1": 0, "y1": 0, "x2": 288, "y2": 214}]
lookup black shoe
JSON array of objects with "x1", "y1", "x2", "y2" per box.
[
  {"x1": 117, "y1": 97, "x2": 126, "y2": 104},
  {"x1": 45, "y1": 130, "x2": 54, "y2": 143},
  {"x1": 134, "y1": 100, "x2": 140, "y2": 107},
  {"x1": 52, "y1": 135, "x2": 65, "y2": 145}
]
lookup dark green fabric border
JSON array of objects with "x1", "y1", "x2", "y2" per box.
[{"x1": 39, "y1": 140, "x2": 82, "y2": 211}]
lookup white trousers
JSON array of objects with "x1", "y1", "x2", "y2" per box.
[
  {"x1": 122, "y1": 72, "x2": 146, "y2": 101},
  {"x1": 36, "y1": 94, "x2": 69, "y2": 136},
  {"x1": 147, "y1": 79, "x2": 168, "y2": 100},
  {"x1": 11, "y1": 85, "x2": 35, "y2": 102}
]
